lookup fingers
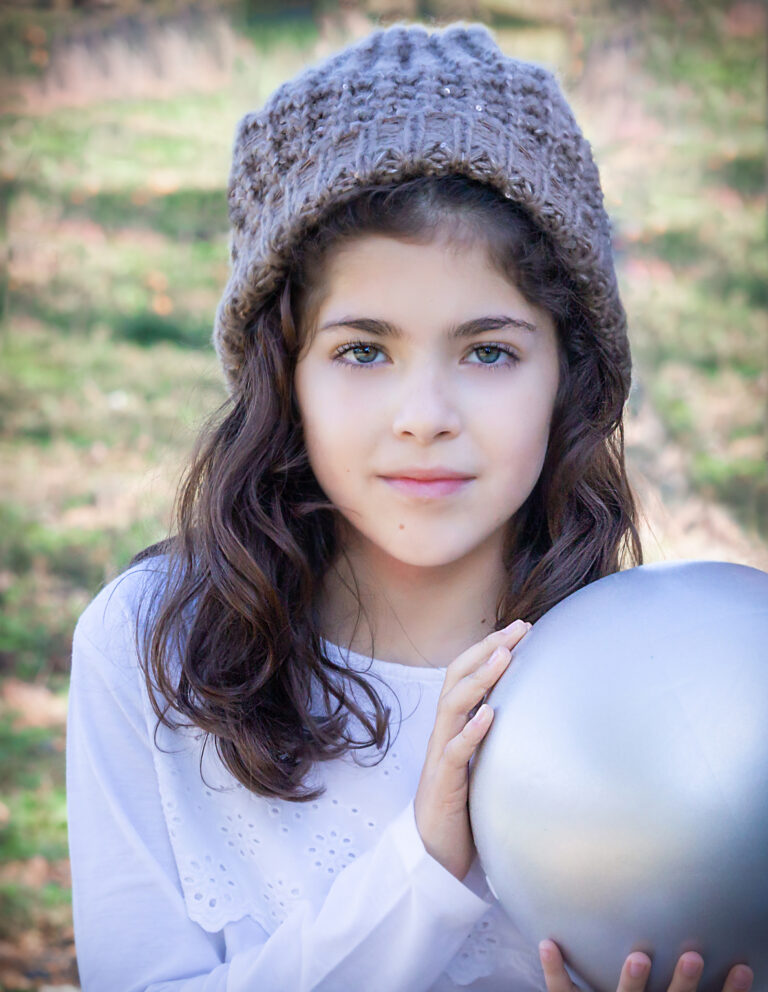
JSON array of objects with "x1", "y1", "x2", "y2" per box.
[
  {"x1": 413, "y1": 620, "x2": 532, "y2": 881},
  {"x1": 614, "y1": 953, "x2": 652, "y2": 992},
  {"x1": 539, "y1": 943, "x2": 754, "y2": 992},
  {"x1": 539, "y1": 941, "x2": 653, "y2": 992},
  {"x1": 667, "y1": 952, "x2": 704, "y2": 992},
  {"x1": 431, "y1": 620, "x2": 531, "y2": 750},
  {"x1": 414, "y1": 618, "x2": 532, "y2": 872},
  {"x1": 539, "y1": 939, "x2": 578, "y2": 992},
  {"x1": 722, "y1": 964, "x2": 754, "y2": 992},
  {"x1": 435, "y1": 701, "x2": 497, "y2": 794},
  {"x1": 655, "y1": 952, "x2": 753, "y2": 992},
  {"x1": 441, "y1": 619, "x2": 531, "y2": 691},
  {"x1": 443, "y1": 643, "x2": 510, "y2": 736}
]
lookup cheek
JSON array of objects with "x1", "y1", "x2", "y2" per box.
[
  {"x1": 485, "y1": 378, "x2": 557, "y2": 480},
  {"x1": 296, "y1": 375, "x2": 367, "y2": 490},
  {"x1": 494, "y1": 429, "x2": 549, "y2": 487}
]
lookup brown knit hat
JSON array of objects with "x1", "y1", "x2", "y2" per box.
[{"x1": 214, "y1": 20, "x2": 630, "y2": 394}]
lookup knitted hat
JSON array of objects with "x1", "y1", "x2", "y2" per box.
[{"x1": 214, "y1": 21, "x2": 630, "y2": 394}]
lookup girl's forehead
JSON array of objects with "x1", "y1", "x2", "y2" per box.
[
  {"x1": 296, "y1": 220, "x2": 553, "y2": 350},
  {"x1": 327, "y1": 224, "x2": 489, "y2": 268},
  {"x1": 304, "y1": 234, "x2": 554, "y2": 348},
  {"x1": 320, "y1": 229, "x2": 505, "y2": 297}
]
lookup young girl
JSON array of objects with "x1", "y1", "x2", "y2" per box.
[{"x1": 65, "y1": 20, "x2": 755, "y2": 992}]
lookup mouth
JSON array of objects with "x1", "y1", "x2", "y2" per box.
[{"x1": 378, "y1": 475, "x2": 474, "y2": 499}]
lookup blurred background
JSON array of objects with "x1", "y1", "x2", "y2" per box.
[{"x1": 0, "y1": 0, "x2": 765, "y2": 985}]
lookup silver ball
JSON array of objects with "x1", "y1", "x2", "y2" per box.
[{"x1": 469, "y1": 560, "x2": 768, "y2": 992}]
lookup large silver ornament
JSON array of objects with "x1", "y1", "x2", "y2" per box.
[{"x1": 468, "y1": 560, "x2": 768, "y2": 992}]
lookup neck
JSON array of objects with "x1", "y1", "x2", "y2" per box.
[{"x1": 317, "y1": 529, "x2": 507, "y2": 668}]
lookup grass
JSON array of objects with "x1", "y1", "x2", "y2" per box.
[
  {"x1": 0, "y1": 715, "x2": 62, "y2": 793},
  {"x1": 0, "y1": 0, "x2": 765, "y2": 982},
  {"x1": 1, "y1": 788, "x2": 68, "y2": 864},
  {"x1": 598, "y1": 3, "x2": 767, "y2": 539},
  {"x1": 61, "y1": 187, "x2": 229, "y2": 239},
  {"x1": 0, "y1": 697, "x2": 68, "y2": 950}
]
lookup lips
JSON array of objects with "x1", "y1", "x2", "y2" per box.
[
  {"x1": 379, "y1": 468, "x2": 475, "y2": 481},
  {"x1": 378, "y1": 469, "x2": 475, "y2": 499}
]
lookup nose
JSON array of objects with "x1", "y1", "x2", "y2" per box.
[{"x1": 391, "y1": 364, "x2": 462, "y2": 443}]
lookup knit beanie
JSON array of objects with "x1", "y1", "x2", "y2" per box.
[{"x1": 214, "y1": 20, "x2": 630, "y2": 394}]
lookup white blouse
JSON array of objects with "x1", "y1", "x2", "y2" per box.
[{"x1": 66, "y1": 561, "x2": 551, "y2": 991}]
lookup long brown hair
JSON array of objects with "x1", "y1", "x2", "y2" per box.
[{"x1": 132, "y1": 173, "x2": 643, "y2": 801}]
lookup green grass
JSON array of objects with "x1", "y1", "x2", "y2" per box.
[
  {"x1": 0, "y1": 503, "x2": 112, "y2": 586},
  {"x1": 61, "y1": 187, "x2": 229, "y2": 239},
  {"x1": 0, "y1": 708, "x2": 68, "y2": 941},
  {"x1": 602, "y1": 2, "x2": 767, "y2": 541},
  {"x1": 0, "y1": 715, "x2": 61, "y2": 793},
  {"x1": 708, "y1": 151, "x2": 766, "y2": 198},
  {"x1": 0, "y1": 499, "x2": 173, "y2": 679},
  {"x1": 236, "y1": 5, "x2": 320, "y2": 52},
  {"x1": 0, "y1": 787, "x2": 68, "y2": 862}
]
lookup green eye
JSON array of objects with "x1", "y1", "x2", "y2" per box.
[
  {"x1": 468, "y1": 344, "x2": 520, "y2": 367},
  {"x1": 476, "y1": 346, "x2": 502, "y2": 363},
  {"x1": 350, "y1": 346, "x2": 379, "y2": 364},
  {"x1": 332, "y1": 340, "x2": 386, "y2": 367}
]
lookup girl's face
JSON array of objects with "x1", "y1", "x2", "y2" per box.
[{"x1": 294, "y1": 231, "x2": 561, "y2": 570}]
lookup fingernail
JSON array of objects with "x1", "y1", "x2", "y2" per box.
[
  {"x1": 733, "y1": 967, "x2": 752, "y2": 991},
  {"x1": 484, "y1": 646, "x2": 508, "y2": 666},
  {"x1": 503, "y1": 618, "x2": 526, "y2": 632},
  {"x1": 538, "y1": 940, "x2": 554, "y2": 964},
  {"x1": 629, "y1": 957, "x2": 649, "y2": 979},
  {"x1": 471, "y1": 703, "x2": 492, "y2": 723},
  {"x1": 681, "y1": 956, "x2": 702, "y2": 979}
]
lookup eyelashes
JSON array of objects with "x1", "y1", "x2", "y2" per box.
[{"x1": 331, "y1": 339, "x2": 521, "y2": 371}]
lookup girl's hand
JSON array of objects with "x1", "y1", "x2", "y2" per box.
[
  {"x1": 413, "y1": 618, "x2": 531, "y2": 881},
  {"x1": 538, "y1": 939, "x2": 754, "y2": 992}
]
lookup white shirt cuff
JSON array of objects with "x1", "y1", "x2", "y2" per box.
[{"x1": 388, "y1": 798, "x2": 494, "y2": 924}]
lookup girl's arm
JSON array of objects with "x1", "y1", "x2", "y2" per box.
[{"x1": 66, "y1": 572, "x2": 493, "y2": 992}]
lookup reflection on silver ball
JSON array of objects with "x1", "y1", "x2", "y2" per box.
[{"x1": 468, "y1": 560, "x2": 768, "y2": 992}]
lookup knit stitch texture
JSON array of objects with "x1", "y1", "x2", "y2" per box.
[{"x1": 214, "y1": 20, "x2": 630, "y2": 394}]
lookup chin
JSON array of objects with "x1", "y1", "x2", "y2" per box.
[{"x1": 373, "y1": 532, "x2": 486, "y2": 570}]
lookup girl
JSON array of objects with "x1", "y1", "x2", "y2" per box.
[{"x1": 65, "y1": 20, "x2": 755, "y2": 992}]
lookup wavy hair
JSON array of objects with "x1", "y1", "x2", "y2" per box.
[{"x1": 132, "y1": 173, "x2": 643, "y2": 801}]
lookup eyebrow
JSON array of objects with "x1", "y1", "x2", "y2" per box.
[{"x1": 317, "y1": 314, "x2": 537, "y2": 339}]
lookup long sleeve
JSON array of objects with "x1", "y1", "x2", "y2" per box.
[{"x1": 66, "y1": 572, "x2": 493, "y2": 992}]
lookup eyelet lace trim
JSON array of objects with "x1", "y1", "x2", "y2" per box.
[{"x1": 141, "y1": 649, "x2": 543, "y2": 986}]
